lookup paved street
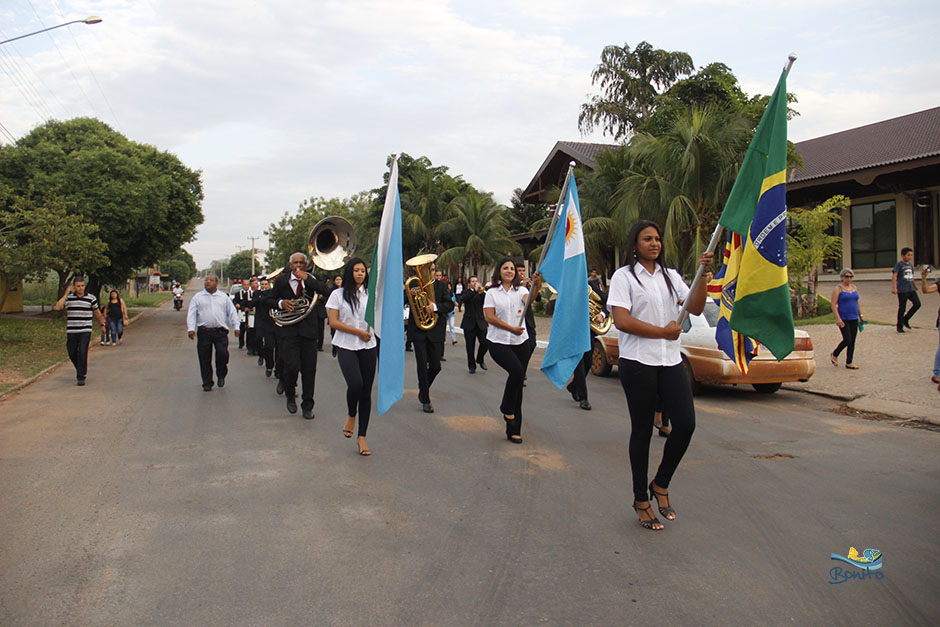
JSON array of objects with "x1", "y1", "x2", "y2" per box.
[{"x1": 1, "y1": 288, "x2": 938, "y2": 626}]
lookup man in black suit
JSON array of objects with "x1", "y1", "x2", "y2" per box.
[
  {"x1": 263, "y1": 253, "x2": 330, "y2": 419},
  {"x1": 252, "y1": 276, "x2": 277, "y2": 377},
  {"x1": 239, "y1": 276, "x2": 259, "y2": 356},
  {"x1": 459, "y1": 275, "x2": 488, "y2": 373},
  {"x1": 407, "y1": 263, "x2": 454, "y2": 413}
]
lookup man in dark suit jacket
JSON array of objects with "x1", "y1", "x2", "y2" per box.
[
  {"x1": 459, "y1": 275, "x2": 488, "y2": 373},
  {"x1": 263, "y1": 253, "x2": 330, "y2": 419},
  {"x1": 252, "y1": 276, "x2": 277, "y2": 378},
  {"x1": 407, "y1": 263, "x2": 454, "y2": 413}
]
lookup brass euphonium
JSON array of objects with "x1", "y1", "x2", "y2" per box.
[
  {"x1": 404, "y1": 253, "x2": 438, "y2": 331},
  {"x1": 271, "y1": 215, "x2": 356, "y2": 327},
  {"x1": 589, "y1": 288, "x2": 611, "y2": 335}
]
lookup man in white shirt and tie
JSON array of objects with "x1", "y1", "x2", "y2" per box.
[{"x1": 187, "y1": 275, "x2": 241, "y2": 391}]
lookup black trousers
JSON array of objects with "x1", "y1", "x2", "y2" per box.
[
  {"x1": 280, "y1": 334, "x2": 318, "y2": 410},
  {"x1": 66, "y1": 332, "x2": 91, "y2": 380},
  {"x1": 317, "y1": 317, "x2": 326, "y2": 350},
  {"x1": 833, "y1": 319, "x2": 859, "y2": 364},
  {"x1": 489, "y1": 342, "x2": 530, "y2": 437},
  {"x1": 260, "y1": 330, "x2": 276, "y2": 371},
  {"x1": 464, "y1": 327, "x2": 488, "y2": 370},
  {"x1": 245, "y1": 326, "x2": 257, "y2": 354},
  {"x1": 568, "y1": 349, "x2": 594, "y2": 400},
  {"x1": 618, "y1": 358, "x2": 695, "y2": 503},
  {"x1": 336, "y1": 346, "x2": 377, "y2": 436},
  {"x1": 238, "y1": 321, "x2": 247, "y2": 347},
  {"x1": 897, "y1": 291, "x2": 921, "y2": 329},
  {"x1": 412, "y1": 336, "x2": 443, "y2": 404},
  {"x1": 196, "y1": 327, "x2": 230, "y2": 387}
]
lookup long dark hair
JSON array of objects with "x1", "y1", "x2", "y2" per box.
[
  {"x1": 490, "y1": 257, "x2": 521, "y2": 290},
  {"x1": 341, "y1": 257, "x2": 368, "y2": 310},
  {"x1": 624, "y1": 220, "x2": 675, "y2": 299},
  {"x1": 108, "y1": 289, "x2": 121, "y2": 303}
]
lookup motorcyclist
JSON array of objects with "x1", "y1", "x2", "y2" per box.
[{"x1": 172, "y1": 282, "x2": 184, "y2": 310}]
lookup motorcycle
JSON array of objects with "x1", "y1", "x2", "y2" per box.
[{"x1": 173, "y1": 294, "x2": 184, "y2": 311}]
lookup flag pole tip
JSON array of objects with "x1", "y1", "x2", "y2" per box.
[
  {"x1": 569, "y1": 160, "x2": 576, "y2": 167},
  {"x1": 788, "y1": 53, "x2": 798, "y2": 61}
]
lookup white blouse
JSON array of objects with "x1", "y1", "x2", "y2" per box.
[
  {"x1": 326, "y1": 286, "x2": 377, "y2": 351},
  {"x1": 483, "y1": 284, "x2": 530, "y2": 346},
  {"x1": 606, "y1": 263, "x2": 689, "y2": 367}
]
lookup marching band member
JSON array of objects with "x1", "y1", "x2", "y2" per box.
[
  {"x1": 483, "y1": 257, "x2": 530, "y2": 444},
  {"x1": 607, "y1": 220, "x2": 712, "y2": 531},
  {"x1": 459, "y1": 275, "x2": 488, "y2": 373},
  {"x1": 406, "y1": 262, "x2": 454, "y2": 413},
  {"x1": 252, "y1": 276, "x2": 277, "y2": 378},
  {"x1": 264, "y1": 253, "x2": 330, "y2": 419},
  {"x1": 326, "y1": 258, "x2": 377, "y2": 456}
]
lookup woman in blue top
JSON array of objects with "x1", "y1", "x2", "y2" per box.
[{"x1": 830, "y1": 268, "x2": 865, "y2": 369}]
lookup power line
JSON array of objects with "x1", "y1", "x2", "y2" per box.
[
  {"x1": 0, "y1": 44, "x2": 57, "y2": 122},
  {"x1": 0, "y1": 119, "x2": 18, "y2": 144},
  {"x1": 0, "y1": 28, "x2": 71, "y2": 119}
]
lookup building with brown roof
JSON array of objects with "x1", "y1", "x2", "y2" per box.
[{"x1": 788, "y1": 106, "x2": 939, "y2": 272}]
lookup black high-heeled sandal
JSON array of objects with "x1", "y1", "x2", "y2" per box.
[
  {"x1": 649, "y1": 481, "x2": 676, "y2": 520},
  {"x1": 632, "y1": 502, "x2": 663, "y2": 530},
  {"x1": 507, "y1": 434, "x2": 523, "y2": 444}
]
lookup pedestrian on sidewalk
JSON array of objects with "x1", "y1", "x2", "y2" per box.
[
  {"x1": 326, "y1": 258, "x2": 377, "y2": 456},
  {"x1": 186, "y1": 275, "x2": 240, "y2": 391},
  {"x1": 103, "y1": 290, "x2": 128, "y2": 346},
  {"x1": 55, "y1": 277, "x2": 105, "y2": 386},
  {"x1": 830, "y1": 268, "x2": 864, "y2": 369},
  {"x1": 920, "y1": 266, "x2": 940, "y2": 384},
  {"x1": 893, "y1": 247, "x2": 920, "y2": 333}
]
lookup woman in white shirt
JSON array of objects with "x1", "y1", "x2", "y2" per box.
[
  {"x1": 326, "y1": 258, "x2": 378, "y2": 456},
  {"x1": 483, "y1": 257, "x2": 530, "y2": 444},
  {"x1": 607, "y1": 221, "x2": 712, "y2": 530}
]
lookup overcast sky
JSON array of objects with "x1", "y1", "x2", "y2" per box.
[{"x1": 2, "y1": 0, "x2": 938, "y2": 268}]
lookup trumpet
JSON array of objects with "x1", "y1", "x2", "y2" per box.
[
  {"x1": 404, "y1": 253, "x2": 438, "y2": 331},
  {"x1": 272, "y1": 216, "x2": 356, "y2": 327}
]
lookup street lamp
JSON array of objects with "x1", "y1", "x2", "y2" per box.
[{"x1": 0, "y1": 16, "x2": 102, "y2": 46}]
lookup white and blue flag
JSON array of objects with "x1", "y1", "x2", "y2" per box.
[
  {"x1": 366, "y1": 156, "x2": 405, "y2": 415},
  {"x1": 538, "y1": 177, "x2": 591, "y2": 389}
]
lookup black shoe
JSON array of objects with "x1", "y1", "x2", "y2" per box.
[
  {"x1": 477, "y1": 361, "x2": 487, "y2": 371},
  {"x1": 469, "y1": 367, "x2": 476, "y2": 374},
  {"x1": 203, "y1": 384, "x2": 212, "y2": 391},
  {"x1": 566, "y1": 382, "x2": 581, "y2": 402},
  {"x1": 422, "y1": 403, "x2": 434, "y2": 413},
  {"x1": 903, "y1": 320, "x2": 912, "y2": 329},
  {"x1": 257, "y1": 356, "x2": 264, "y2": 366},
  {"x1": 579, "y1": 399, "x2": 592, "y2": 411},
  {"x1": 286, "y1": 397, "x2": 298, "y2": 414},
  {"x1": 265, "y1": 368, "x2": 272, "y2": 378},
  {"x1": 441, "y1": 356, "x2": 447, "y2": 361},
  {"x1": 217, "y1": 376, "x2": 225, "y2": 388},
  {"x1": 507, "y1": 434, "x2": 523, "y2": 444},
  {"x1": 331, "y1": 347, "x2": 337, "y2": 357},
  {"x1": 897, "y1": 327, "x2": 905, "y2": 333},
  {"x1": 302, "y1": 408, "x2": 315, "y2": 420},
  {"x1": 276, "y1": 380, "x2": 285, "y2": 395},
  {"x1": 77, "y1": 378, "x2": 86, "y2": 386},
  {"x1": 405, "y1": 346, "x2": 413, "y2": 352}
]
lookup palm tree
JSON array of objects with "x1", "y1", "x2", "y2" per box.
[
  {"x1": 579, "y1": 41, "x2": 694, "y2": 140},
  {"x1": 400, "y1": 168, "x2": 464, "y2": 257},
  {"x1": 613, "y1": 106, "x2": 750, "y2": 273},
  {"x1": 437, "y1": 192, "x2": 520, "y2": 278}
]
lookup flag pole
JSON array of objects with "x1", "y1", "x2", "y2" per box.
[
  {"x1": 520, "y1": 161, "x2": 575, "y2": 323},
  {"x1": 676, "y1": 54, "x2": 797, "y2": 326}
]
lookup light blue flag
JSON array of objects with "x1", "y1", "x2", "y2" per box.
[
  {"x1": 537, "y1": 178, "x2": 591, "y2": 389},
  {"x1": 366, "y1": 157, "x2": 405, "y2": 414}
]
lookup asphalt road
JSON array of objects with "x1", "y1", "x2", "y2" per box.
[{"x1": 1, "y1": 288, "x2": 937, "y2": 626}]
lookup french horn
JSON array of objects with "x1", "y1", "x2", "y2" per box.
[
  {"x1": 404, "y1": 253, "x2": 438, "y2": 331},
  {"x1": 272, "y1": 216, "x2": 356, "y2": 327}
]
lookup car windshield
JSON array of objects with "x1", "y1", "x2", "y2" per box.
[{"x1": 702, "y1": 301, "x2": 720, "y2": 327}]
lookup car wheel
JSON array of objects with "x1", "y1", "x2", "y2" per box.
[
  {"x1": 752, "y1": 382, "x2": 782, "y2": 394},
  {"x1": 682, "y1": 356, "x2": 701, "y2": 396},
  {"x1": 591, "y1": 339, "x2": 612, "y2": 377}
]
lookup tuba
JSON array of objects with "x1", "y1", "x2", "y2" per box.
[
  {"x1": 271, "y1": 216, "x2": 356, "y2": 327},
  {"x1": 589, "y1": 288, "x2": 611, "y2": 335},
  {"x1": 404, "y1": 253, "x2": 438, "y2": 331}
]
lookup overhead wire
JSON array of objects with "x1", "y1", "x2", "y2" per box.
[
  {"x1": 0, "y1": 29, "x2": 70, "y2": 119},
  {"x1": 0, "y1": 38, "x2": 57, "y2": 123}
]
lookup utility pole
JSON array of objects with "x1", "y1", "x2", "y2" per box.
[{"x1": 248, "y1": 236, "x2": 259, "y2": 274}]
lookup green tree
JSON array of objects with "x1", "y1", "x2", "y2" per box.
[
  {"x1": 578, "y1": 41, "x2": 694, "y2": 140},
  {"x1": 437, "y1": 191, "x2": 520, "y2": 277},
  {"x1": 788, "y1": 195, "x2": 847, "y2": 317},
  {"x1": 0, "y1": 118, "x2": 204, "y2": 298},
  {"x1": 225, "y1": 250, "x2": 257, "y2": 281},
  {"x1": 0, "y1": 193, "x2": 108, "y2": 311}
]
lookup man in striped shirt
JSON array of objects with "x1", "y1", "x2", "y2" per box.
[{"x1": 54, "y1": 277, "x2": 105, "y2": 386}]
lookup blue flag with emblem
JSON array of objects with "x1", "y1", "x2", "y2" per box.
[{"x1": 537, "y1": 177, "x2": 591, "y2": 389}]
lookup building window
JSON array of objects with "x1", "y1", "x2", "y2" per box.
[{"x1": 851, "y1": 200, "x2": 896, "y2": 268}]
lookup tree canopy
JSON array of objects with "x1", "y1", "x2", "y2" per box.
[{"x1": 0, "y1": 118, "x2": 204, "y2": 295}]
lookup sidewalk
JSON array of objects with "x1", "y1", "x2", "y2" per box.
[{"x1": 455, "y1": 279, "x2": 939, "y2": 423}]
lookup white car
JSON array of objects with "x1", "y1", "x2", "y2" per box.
[{"x1": 592, "y1": 301, "x2": 816, "y2": 394}]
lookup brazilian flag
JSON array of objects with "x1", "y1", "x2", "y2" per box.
[{"x1": 718, "y1": 68, "x2": 794, "y2": 361}]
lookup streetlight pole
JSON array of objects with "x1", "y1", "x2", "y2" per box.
[
  {"x1": 247, "y1": 236, "x2": 258, "y2": 274},
  {"x1": 0, "y1": 17, "x2": 103, "y2": 46}
]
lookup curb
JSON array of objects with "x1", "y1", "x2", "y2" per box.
[
  {"x1": 0, "y1": 310, "x2": 146, "y2": 401},
  {"x1": 782, "y1": 383, "x2": 938, "y2": 426}
]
